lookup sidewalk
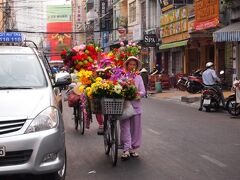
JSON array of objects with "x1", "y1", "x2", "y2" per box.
[{"x1": 149, "y1": 88, "x2": 232, "y2": 103}]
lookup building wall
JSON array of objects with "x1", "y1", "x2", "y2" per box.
[
  {"x1": 0, "y1": 0, "x2": 3, "y2": 31},
  {"x1": 14, "y1": 0, "x2": 46, "y2": 45}
]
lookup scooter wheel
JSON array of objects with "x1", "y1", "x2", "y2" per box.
[{"x1": 226, "y1": 98, "x2": 240, "y2": 116}]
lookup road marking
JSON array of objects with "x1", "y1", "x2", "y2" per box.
[
  {"x1": 200, "y1": 155, "x2": 227, "y2": 168},
  {"x1": 147, "y1": 128, "x2": 161, "y2": 135}
]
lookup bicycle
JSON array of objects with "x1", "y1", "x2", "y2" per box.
[
  {"x1": 101, "y1": 98, "x2": 124, "y2": 166},
  {"x1": 73, "y1": 100, "x2": 85, "y2": 135}
]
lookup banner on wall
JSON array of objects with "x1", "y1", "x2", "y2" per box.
[
  {"x1": 194, "y1": 0, "x2": 219, "y2": 30},
  {"x1": 47, "y1": 22, "x2": 72, "y2": 61},
  {"x1": 47, "y1": 5, "x2": 72, "y2": 61}
]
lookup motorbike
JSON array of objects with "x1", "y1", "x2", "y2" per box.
[
  {"x1": 176, "y1": 69, "x2": 204, "y2": 94},
  {"x1": 226, "y1": 80, "x2": 240, "y2": 116},
  {"x1": 201, "y1": 70, "x2": 225, "y2": 112}
]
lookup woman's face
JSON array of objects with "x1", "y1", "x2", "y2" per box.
[{"x1": 126, "y1": 60, "x2": 137, "y2": 72}]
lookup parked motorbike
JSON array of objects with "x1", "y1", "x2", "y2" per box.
[
  {"x1": 201, "y1": 70, "x2": 225, "y2": 112},
  {"x1": 226, "y1": 80, "x2": 240, "y2": 116},
  {"x1": 176, "y1": 69, "x2": 204, "y2": 93}
]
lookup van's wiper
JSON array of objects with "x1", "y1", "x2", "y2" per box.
[{"x1": 0, "y1": 86, "x2": 33, "y2": 90}]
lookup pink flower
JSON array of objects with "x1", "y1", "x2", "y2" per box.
[
  {"x1": 120, "y1": 41, "x2": 124, "y2": 46},
  {"x1": 79, "y1": 44, "x2": 86, "y2": 51}
]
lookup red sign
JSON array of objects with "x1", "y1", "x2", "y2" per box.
[
  {"x1": 47, "y1": 22, "x2": 72, "y2": 61},
  {"x1": 194, "y1": 18, "x2": 219, "y2": 31},
  {"x1": 194, "y1": 0, "x2": 219, "y2": 30}
]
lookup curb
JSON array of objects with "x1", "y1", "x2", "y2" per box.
[{"x1": 181, "y1": 96, "x2": 201, "y2": 103}]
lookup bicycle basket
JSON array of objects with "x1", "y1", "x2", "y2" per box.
[
  {"x1": 101, "y1": 98, "x2": 124, "y2": 115},
  {"x1": 91, "y1": 98, "x2": 102, "y2": 114}
]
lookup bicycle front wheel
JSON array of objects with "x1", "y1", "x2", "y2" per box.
[
  {"x1": 110, "y1": 120, "x2": 118, "y2": 166},
  {"x1": 103, "y1": 115, "x2": 111, "y2": 155}
]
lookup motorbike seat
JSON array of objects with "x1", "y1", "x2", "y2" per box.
[{"x1": 203, "y1": 85, "x2": 219, "y2": 93}]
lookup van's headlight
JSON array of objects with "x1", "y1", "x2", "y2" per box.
[{"x1": 25, "y1": 107, "x2": 59, "y2": 133}]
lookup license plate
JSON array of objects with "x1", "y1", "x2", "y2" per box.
[
  {"x1": 0, "y1": 146, "x2": 6, "y2": 157},
  {"x1": 203, "y1": 99, "x2": 211, "y2": 105}
]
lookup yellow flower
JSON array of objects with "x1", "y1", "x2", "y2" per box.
[
  {"x1": 85, "y1": 87, "x2": 92, "y2": 98},
  {"x1": 78, "y1": 85, "x2": 85, "y2": 93},
  {"x1": 95, "y1": 77, "x2": 102, "y2": 82}
]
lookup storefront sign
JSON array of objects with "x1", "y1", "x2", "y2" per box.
[
  {"x1": 144, "y1": 34, "x2": 158, "y2": 47},
  {"x1": 100, "y1": 0, "x2": 107, "y2": 30},
  {"x1": 160, "y1": 6, "x2": 188, "y2": 38},
  {"x1": 194, "y1": 0, "x2": 219, "y2": 30},
  {"x1": 159, "y1": 0, "x2": 173, "y2": 13}
]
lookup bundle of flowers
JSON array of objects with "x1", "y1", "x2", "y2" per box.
[
  {"x1": 120, "y1": 77, "x2": 140, "y2": 101},
  {"x1": 111, "y1": 41, "x2": 141, "y2": 68},
  {"x1": 95, "y1": 53, "x2": 115, "y2": 79},
  {"x1": 89, "y1": 78, "x2": 123, "y2": 99},
  {"x1": 61, "y1": 43, "x2": 102, "y2": 71},
  {"x1": 76, "y1": 69, "x2": 94, "y2": 86},
  {"x1": 87, "y1": 74, "x2": 139, "y2": 101}
]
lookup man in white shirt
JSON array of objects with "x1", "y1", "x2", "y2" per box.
[{"x1": 199, "y1": 62, "x2": 225, "y2": 111}]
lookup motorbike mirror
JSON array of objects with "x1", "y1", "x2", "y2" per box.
[{"x1": 220, "y1": 70, "x2": 224, "y2": 75}]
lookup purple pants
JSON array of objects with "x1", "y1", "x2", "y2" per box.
[{"x1": 120, "y1": 114, "x2": 142, "y2": 152}]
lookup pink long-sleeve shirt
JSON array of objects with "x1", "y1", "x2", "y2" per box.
[{"x1": 131, "y1": 74, "x2": 146, "y2": 114}]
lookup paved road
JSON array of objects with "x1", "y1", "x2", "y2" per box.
[
  {"x1": 64, "y1": 97, "x2": 240, "y2": 180},
  {"x1": 1, "y1": 97, "x2": 240, "y2": 180}
]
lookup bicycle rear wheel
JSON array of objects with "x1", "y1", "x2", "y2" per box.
[
  {"x1": 78, "y1": 106, "x2": 85, "y2": 135},
  {"x1": 103, "y1": 115, "x2": 111, "y2": 155},
  {"x1": 110, "y1": 120, "x2": 118, "y2": 166},
  {"x1": 74, "y1": 105, "x2": 79, "y2": 131}
]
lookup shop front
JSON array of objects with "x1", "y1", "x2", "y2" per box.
[
  {"x1": 159, "y1": 6, "x2": 189, "y2": 76},
  {"x1": 213, "y1": 22, "x2": 240, "y2": 85}
]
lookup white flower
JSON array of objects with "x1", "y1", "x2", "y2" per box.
[{"x1": 114, "y1": 84, "x2": 122, "y2": 94}]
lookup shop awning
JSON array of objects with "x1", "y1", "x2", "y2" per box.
[
  {"x1": 213, "y1": 22, "x2": 240, "y2": 42},
  {"x1": 159, "y1": 40, "x2": 188, "y2": 50}
]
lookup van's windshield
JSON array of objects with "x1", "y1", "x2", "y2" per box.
[{"x1": 0, "y1": 54, "x2": 47, "y2": 88}]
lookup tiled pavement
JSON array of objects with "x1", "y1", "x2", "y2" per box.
[{"x1": 148, "y1": 88, "x2": 232, "y2": 107}]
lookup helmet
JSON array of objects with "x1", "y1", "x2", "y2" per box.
[{"x1": 206, "y1": 62, "x2": 214, "y2": 68}]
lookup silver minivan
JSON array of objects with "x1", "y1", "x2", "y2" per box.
[{"x1": 0, "y1": 46, "x2": 69, "y2": 179}]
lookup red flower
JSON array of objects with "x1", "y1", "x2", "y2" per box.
[
  {"x1": 86, "y1": 45, "x2": 95, "y2": 52},
  {"x1": 76, "y1": 64, "x2": 81, "y2": 70},
  {"x1": 61, "y1": 50, "x2": 67, "y2": 55}
]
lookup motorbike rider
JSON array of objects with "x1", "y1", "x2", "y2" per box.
[{"x1": 199, "y1": 62, "x2": 225, "y2": 111}]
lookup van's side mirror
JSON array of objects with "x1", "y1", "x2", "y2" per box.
[{"x1": 54, "y1": 74, "x2": 71, "y2": 87}]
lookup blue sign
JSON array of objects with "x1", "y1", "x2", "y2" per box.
[{"x1": 0, "y1": 32, "x2": 23, "y2": 42}]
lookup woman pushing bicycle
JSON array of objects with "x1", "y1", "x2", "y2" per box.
[{"x1": 120, "y1": 56, "x2": 146, "y2": 160}]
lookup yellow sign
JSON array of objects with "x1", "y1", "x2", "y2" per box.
[{"x1": 160, "y1": 6, "x2": 188, "y2": 38}]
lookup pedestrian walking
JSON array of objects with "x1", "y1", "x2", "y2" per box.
[
  {"x1": 140, "y1": 67, "x2": 148, "y2": 97},
  {"x1": 120, "y1": 56, "x2": 146, "y2": 160}
]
